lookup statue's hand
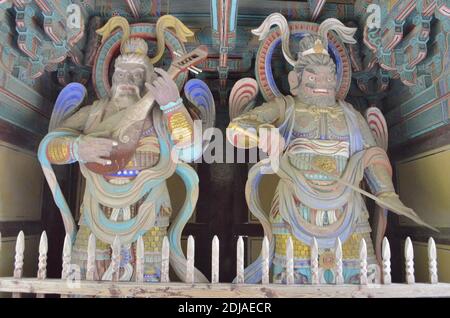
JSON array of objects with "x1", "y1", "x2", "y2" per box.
[
  {"x1": 77, "y1": 135, "x2": 118, "y2": 165},
  {"x1": 145, "y1": 67, "x2": 180, "y2": 107},
  {"x1": 258, "y1": 124, "x2": 285, "y2": 157},
  {"x1": 376, "y1": 192, "x2": 412, "y2": 214},
  {"x1": 376, "y1": 192, "x2": 437, "y2": 231}
]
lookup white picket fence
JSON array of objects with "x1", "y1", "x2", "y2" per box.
[{"x1": 0, "y1": 231, "x2": 449, "y2": 297}]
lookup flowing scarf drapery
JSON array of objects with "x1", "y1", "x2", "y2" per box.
[
  {"x1": 38, "y1": 107, "x2": 208, "y2": 282},
  {"x1": 240, "y1": 98, "x2": 391, "y2": 283},
  {"x1": 38, "y1": 130, "x2": 79, "y2": 241},
  {"x1": 276, "y1": 145, "x2": 390, "y2": 247},
  {"x1": 79, "y1": 109, "x2": 176, "y2": 245}
]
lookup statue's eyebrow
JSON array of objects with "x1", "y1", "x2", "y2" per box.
[
  {"x1": 305, "y1": 67, "x2": 317, "y2": 74},
  {"x1": 131, "y1": 67, "x2": 145, "y2": 73},
  {"x1": 114, "y1": 66, "x2": 144, "y2": 73}
]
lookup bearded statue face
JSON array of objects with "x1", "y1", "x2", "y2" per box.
[
  {"x1": 111, "y1": 62, "x2": 147, "y2": 100},
  {"x1": 288, "y1": 63, "x2": 337, "y2": 107}
]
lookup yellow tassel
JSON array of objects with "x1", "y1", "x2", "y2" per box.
[
  {"x1": 96, "y1": 16, "x2": 130, "y2": 45},
  {"x1": 149, "y1": 15, "x2": 194, "y2": 64}
]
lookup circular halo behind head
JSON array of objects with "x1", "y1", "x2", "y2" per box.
[{"x1": 254, "y1": 21, "x2": 353, "y2": 101}]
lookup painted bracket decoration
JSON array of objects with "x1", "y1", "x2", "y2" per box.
[
  {"x1": 255, "y1": 21, "x2": 352, "y2": 102},
  {"x1": 211, "y1": 0, "x2": 239, "y2": 99},
  {"x1": 92, "y1": 23, "x2": 189, "y2": 99},
  {"x1": 211, "y1": 0, "x2": 238, "y2": 49},
  {"x1": 360, "y1": 0, "x2": 449, "y2": 86},
  {"x1": 437, "y1": 0, "x2": 450, "y2": 18},
  {"x1": 13, "y1": 1, "x2": 87, "y2": 80}
]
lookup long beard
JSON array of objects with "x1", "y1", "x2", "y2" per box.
[{"x1": 111, "y1": 85, "x2": 141, "y2": 108}]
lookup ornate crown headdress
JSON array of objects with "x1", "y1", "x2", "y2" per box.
[
  {"x1": 302, "y1": 38, "x2": 329, "y2": 56},
  {"x1": 120, "y1": 37, "x2": 149, "y2": 56},
  {"x1": 95, "y1": 15, "x2": 194, "y2": 65},
  {"x1": 252, "y1": 13, "x2": 357, "y2": 66}
]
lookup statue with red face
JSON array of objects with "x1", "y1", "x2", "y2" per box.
[{"x1": 228, "y1": 15, "x2": 432, "y2": 284}]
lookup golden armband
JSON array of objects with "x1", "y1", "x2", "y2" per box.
[
  {"x1": 46, "y1": 137, "x2": 77, "y2": 164},
  {"x1": 227, "y1": 121, "x2": 275, "y2": 149},
  {"x1": 161, "y1": 98, "x2": 194, "y2": 148}
]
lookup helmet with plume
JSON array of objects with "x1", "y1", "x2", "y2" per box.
[
  {"x1": 252, "y1": 13, "x2": 357, "y2": 71},
  {"x1": 96, "y1": 15, "x2": 194, "y2": 85}
]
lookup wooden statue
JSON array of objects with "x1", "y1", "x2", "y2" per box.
[
  {"x1": 38, "y1": 16, "x2": 214, "y2": 282},
  {"x1": 227, "y1": 14, "x2": 435, "y2": 284}
]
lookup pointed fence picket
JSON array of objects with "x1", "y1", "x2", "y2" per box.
[
  {"x1": 36, "y1": 231, "x2": 48, "y2": 298},
  {"x1": 285, "y1": 237, "x2": 294, "y2": 285},
  {"x1": 186, "y1": 235, "x2": 195, "y2": 284},
  {"x1": 405, "y1": 237, "x2": 415, "y2": 284},
  {"x1": 428, "y1": 237, "x2": 438, "y2": 284},
  {"x1": 135, "y1": 236, "x2": 144, "y2": 283},
  {"x1": 311, "y1": 237, "x2": 319, "y2": 285},
  {"x1": 335, "y1": 238, "x2": 344, "y2": 285},
  {"x1": 261, "y1": 236, "x2": 269, "y2": 285},
  {"x1": 161, "y1": 236, "x2": 170, "y2": 283},
  {"x1": 211, "y1": 236, "x2": 219, "y2": 284},
  {"x1": 382, "y1": 237, "x2": 392, "y2": 285},
  {"x1": 236, "y1": 236, "x2": 244, "y2": 284},
  {"x1": 86, "y1": 234, "x2": 96, "y2": 281},
  {"x1": 0, "y1": 232, "x2": 449, "y2": 298},
  {"x1": 12, "y1": 231, "x2": 24, "y2": 298}
]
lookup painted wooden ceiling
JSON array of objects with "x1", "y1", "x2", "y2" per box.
[{"x1": 0, "y1": 0, "x2": 448, "y2": 147}]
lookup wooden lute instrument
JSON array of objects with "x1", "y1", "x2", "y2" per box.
[{"x1": 85, "y1": 45, "x2": 208, "y2": 175}]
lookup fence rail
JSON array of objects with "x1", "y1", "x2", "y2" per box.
[
  {"x1": 0, "y1": 230, "x2": 449, "y2": 298},
  {"x1": 2, "y1": 279, "x2": 450, "y2": 298}
]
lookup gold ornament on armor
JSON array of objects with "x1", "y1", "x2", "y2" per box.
[
  {"x1": 48, "y1": 138, "x2": 70, "y2": 162},
  {"x1": 295, "y1": 105, "x2": 343, "y2": 121},
  {"x1": 168, "y1": 112, "x2": 193, "y2": 145},
  {"x1": 312, "y1": 155, "x2": 337, "y2": 174},
  {"x1": 319, "y1": 250, "x2": 336, "y2": 270},
  {"x1": 313, "y1": 39, "x2": 325, "y2": 53}
]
